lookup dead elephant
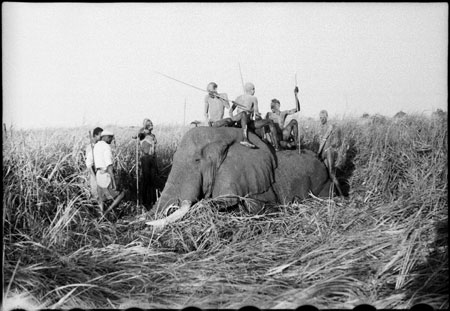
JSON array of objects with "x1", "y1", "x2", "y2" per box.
[{"x1": 146, "y1": 127, "x2": 336, "y2": 227}]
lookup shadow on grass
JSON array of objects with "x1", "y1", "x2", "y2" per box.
[
  {"x1": 407, "y1": 218, "x2": 448, "y2": 308},
  {"x1": 335, "y1": 137, "x2": 357, "y2": 197}
]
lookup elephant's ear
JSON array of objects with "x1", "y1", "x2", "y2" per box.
[
  {"x1": 213, "y1": 137, "x2": 277, "y2": 197},
  {"x1": 201, "y1": 141, "x2": 230, "y2": 198}
]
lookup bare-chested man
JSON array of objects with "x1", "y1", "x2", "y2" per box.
[
  {"x1": 228, "y1": 82, "x2": 280, "y2": 150},
  {"x1": 317, "y1": 110, "x2": 343, "y2": 195},
  {"x1": 204, "y1": 82, "x2": 230, "y2": 126},
  {"x1": 266, "y1": 87, "x2": 300, "y2": 150}
]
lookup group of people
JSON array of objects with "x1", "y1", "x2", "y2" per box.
[
  {"x1": 85, "y1": 118, "x2": 158, "y2": 216},
  {"x1": 204, "y1": 81, "x2": 341, "y2": 186},
  {"x1": 204, "y1": 81, "x2": 301, "y2": 151},
  {"x1": 85, "y1": 82, "x2": 341, "y2": 215}
]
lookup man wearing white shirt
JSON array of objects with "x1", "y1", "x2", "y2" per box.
[
  {"x1": 93, "y1": 129, "x2": 125, "y2": 215},
  {"x1": 85, "y1": 127, "x2": 103, "y2": 200}
]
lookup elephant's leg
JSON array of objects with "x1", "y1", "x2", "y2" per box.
[
  {"x1": 317, "y1": 180, "x2": 333, "y2": 198},
  {"x1": 293, "y1": 176, "x2": 312, "y2": 201}
]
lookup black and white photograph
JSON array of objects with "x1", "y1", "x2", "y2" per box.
[{"x1": 2, "y1": 2, "x2": 448, "y2": 309}]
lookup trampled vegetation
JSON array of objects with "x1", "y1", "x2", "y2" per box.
[{"x1": 2, "y1": 114, "x2": 448, "y2": 309}]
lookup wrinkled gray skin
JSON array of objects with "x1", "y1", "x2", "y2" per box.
[{"x1": 146, "y1": 127, "x2": 333, "y2": 227}]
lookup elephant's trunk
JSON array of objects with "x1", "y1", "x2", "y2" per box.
[{"x1": 152, "y1": 164, "x2": 202, "y2": 220}]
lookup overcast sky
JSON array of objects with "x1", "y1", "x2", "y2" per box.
[{"x1": 2, "y1": 2, "x2": 448, "y2": 129}]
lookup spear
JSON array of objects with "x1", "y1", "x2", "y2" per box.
[
  {"x1": 154, "y1": 71, "x2": 252, "y2": 113},
  {"x1": 295, "y1": 73, "x2": 300, "y2": 112},
  {"x1": 136, "y1": 137, "x2": 140, "y2": 208},
  {"x1": 183, "y1": 98, "x2": 186, "y2": 126},
  {"x1": 88, "y1": 130, "x2": 95, "y2": 172},
  {"x1": 295, "y1": 73, "x2": 301, "y2": 154},
  {"x1": 238, "y1": 62, "x2": 245, "y2": 92}
]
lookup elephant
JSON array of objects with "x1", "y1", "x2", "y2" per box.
[{"x1": 146, "y1": 127, "x2": 334, "y2": 228}]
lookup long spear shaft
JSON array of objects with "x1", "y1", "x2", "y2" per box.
[
  {"x1": 238, "y1": 62, "x2": 245, "y2": 92},
  {"x1": 88, "y1": 130, "x2": 95, "y2": 170},
  {"x1": 136, "y1": 138, "x2": 139, "y2": 208},
  {"x1": 183, "y1": 98, "x2": 186, "y2": 126},
  {"x1": 295, "y1": 73, "x2": 301, "y2": 154},
  {"x1": 295, "y1": 72, "x2": 300, "y2": 112},
  {"x1": 154, "y1": 71, "x2": 252, "y2": 112}
]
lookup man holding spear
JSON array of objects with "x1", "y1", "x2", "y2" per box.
[
  {"x1": 265, "y1": 86, "x2": 301, "y2": 151},
  {"x1": 154, "y1": 72, "x2": 279, "y2": 149},
  {"x1": 212, "y1": 81, "x2": 281, "y2": 150},
  {"x1": 204, "y1": 82, "x2": 230, "y2": 127}
]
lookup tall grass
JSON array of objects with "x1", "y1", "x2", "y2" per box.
[{"x1": 2, "y1": 114, "x2": 447, "y2": 309}]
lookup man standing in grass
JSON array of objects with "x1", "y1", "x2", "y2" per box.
[
  {"x1": 265, "y1": 87, "x2": 300, "y2": 150},
  {"x1": 93, "y1": 129, "x2": 125, "y2": 215},
  {"x1": 317, "y1": 110, "x2": 343, "y2": 195},
  {"x1": 85, "y1": 127, "x2": 103, "y2": 200},
  {"x1": 138, "y1": 118, "x2": 158, "y2": 208}
]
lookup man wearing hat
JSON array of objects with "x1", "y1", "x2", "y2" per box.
[{"x1": 93, "y1": 129, "x2": 125, "y2": 215}]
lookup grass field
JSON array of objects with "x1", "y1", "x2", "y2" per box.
[{"x1": 2, "y1": 114, "x2": 448, "y2": 309}]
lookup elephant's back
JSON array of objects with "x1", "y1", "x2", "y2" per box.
[{"x1": 273, "y1": 149, "x2": 329, "y2": 202}]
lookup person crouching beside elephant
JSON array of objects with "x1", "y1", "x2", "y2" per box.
[
  {"x1": 139, "y1": 118, "x2": 158, "y2": 208},
  {"x1": 211, "y1": 82, "x2": 281, "y2": 151},
  {"x1": 93, "y1": 129, "x2": 125, "y2": 215}
]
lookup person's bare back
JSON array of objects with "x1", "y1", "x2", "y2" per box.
[{"x1": 234, "y1": 94, "x2": 259, "y2": 117}]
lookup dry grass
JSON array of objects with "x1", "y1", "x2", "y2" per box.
[{"x1": 2, "y1": 114, "x2": 448, "y2": 309}]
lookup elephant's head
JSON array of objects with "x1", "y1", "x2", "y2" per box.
[{"x1": 148, "y1": 127, "x2": 277, "y2": 226}]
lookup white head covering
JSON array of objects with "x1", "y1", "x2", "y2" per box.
[{"x1": 100, "y1": 129, "x2": 114, "y2": 137}]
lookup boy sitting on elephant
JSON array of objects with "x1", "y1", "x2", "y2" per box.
[
  {"x1": 211, "y1": 82, "x2": 281, "y2": 151},
  {"x1": 265, "y1": 87, "x2": 301, "y2": 151}
]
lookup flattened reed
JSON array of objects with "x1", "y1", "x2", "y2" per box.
[{"x1": 3, "y1": 115, "x2": 447, "y2": 309}]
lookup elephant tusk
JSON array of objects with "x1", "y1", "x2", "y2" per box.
[
  {"x1": 145, "y1": 200, "x2": 192, "y2": 228},
  {"x1": 163, "y1": 204, "x2": 179, "y2": 217}
]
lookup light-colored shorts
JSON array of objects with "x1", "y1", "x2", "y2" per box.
[{"x1": 96, "y1": 170, "x2": 121, "y2": 202}]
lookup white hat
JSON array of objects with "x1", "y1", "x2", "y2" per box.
[{"x1": 100, "y1": 129, "x2": 114, "y2": 137}]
